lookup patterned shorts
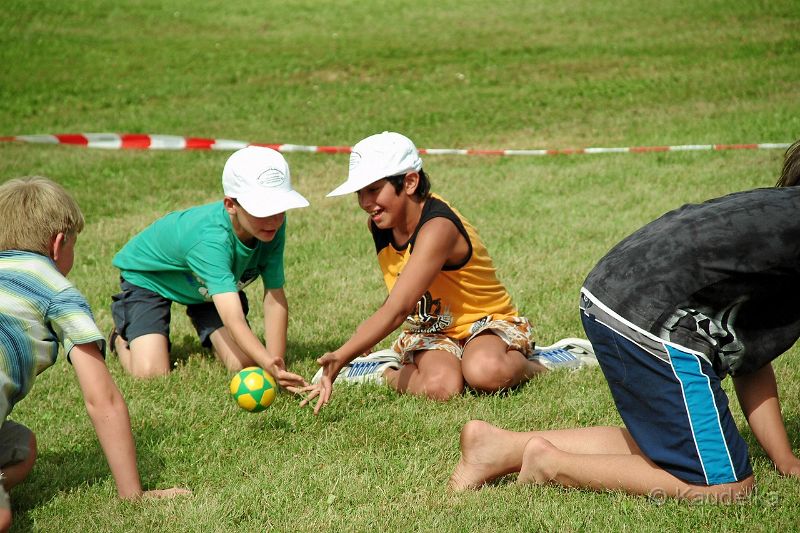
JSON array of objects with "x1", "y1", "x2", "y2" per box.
[{"x1": 391, "y1": 316, "x2": 534, "y2": 364}]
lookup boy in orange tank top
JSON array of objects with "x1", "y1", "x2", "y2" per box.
[{"x1": 301, "y1": 132, "x2": 596, "y2": 413}]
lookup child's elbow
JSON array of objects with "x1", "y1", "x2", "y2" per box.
[
  {"x1": 83, "y1": 385, "x2": 126, "y2": 416},
  {"x1": 386, "y1": 303, "x2": 413, "y2": 329}
]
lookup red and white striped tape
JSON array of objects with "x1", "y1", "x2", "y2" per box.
[{"x1": 0, "y1": 133, "x2": 791, "y2": 156}]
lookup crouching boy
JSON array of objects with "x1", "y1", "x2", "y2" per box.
[{"x1": 0, "y1": 177, "x2": 188, "y2": 531}]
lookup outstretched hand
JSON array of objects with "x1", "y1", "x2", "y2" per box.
[
  {"x1": 269, "y1": 359, "x2": 309, "y2": 394},
  {"x1": 299, "y1": 352, "x2": 343, "y2": 415}
]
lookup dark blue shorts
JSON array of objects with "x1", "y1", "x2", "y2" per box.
[
  {"x1": 111, "y1": 278, "x2": 249, "y2": 349},
  {"x1": 580, "y1": 290, "x2": 752, "y2": 486}
]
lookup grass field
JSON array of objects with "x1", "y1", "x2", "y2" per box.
[{"x1": 2, "y1": 0, "x2": 800, "y2": 531}]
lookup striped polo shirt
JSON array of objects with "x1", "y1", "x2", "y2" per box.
[{"x1": 0, "y1": 250, "x2": 104, "y2": 422}]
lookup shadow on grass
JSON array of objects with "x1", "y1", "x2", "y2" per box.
[
  {"x1": 9, "y1": 424, "x2": 180, "y2": 532},
  {"x1": 165, "y1": 334, "x2": 334, "y2": 367},
  {"x1": 465, "y1": 385, "x2": 520, "y2": 398},
  {"x1": 285, "y1": 339, "x2": 344, "y2": 365},
  {"x1": 9, "y1": 444, "x2": 109, "y2": 532},
  {"x1": 167, "y1": 334, "x2": 208, "y2": 367}
]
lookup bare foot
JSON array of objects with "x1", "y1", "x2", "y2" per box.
[
  {"x1": 518, "y1": 436, "x2": 560, "y2": 485},
  {"x1": 449, "y1": 420, "x2": 527, "y2": 491}
]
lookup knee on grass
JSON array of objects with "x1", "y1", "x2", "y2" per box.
[
  {"x1": 425, "y1": 381, "x2": 463, "y2": 401},
  {"x1": 462, "y1": 354, "x2": 522, "y2": 392},
  {"x1": 217, "y1": 357, "x2": 250, "y2": 373},
  {"x1": 1, "y1": 432, "x2": 38, "y2": 492},
  {"x1": 124, "y1": 335, "x2": 171, "y2": 378},
  {"x1": 20, "y1": 432, "x2": 38, "y2": 483},
  {"x1": 128, "y1": 359, "x2": 171, "y2": 379},
  {"x1": 0, "y1": 508, "x2": 11, "y2": 532},
  {"x1": 419, "y1": 372, "x2": 463, "y2": 401}
]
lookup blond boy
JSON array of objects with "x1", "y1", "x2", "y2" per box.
[{"x1": 0, "y1": 177, "x2": 187, "y2": 532}]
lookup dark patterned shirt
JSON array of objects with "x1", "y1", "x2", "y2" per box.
[{"x1": 583, "y1": 187, "x2": 800, "y2": 377}]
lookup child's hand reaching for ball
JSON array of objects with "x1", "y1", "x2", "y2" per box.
[
  {"x1": 266, "y1": 358, "x2": 308, "y2": 394},
  {"x1": 299, "y1": 351, "x2": 345, "y2": 415}
]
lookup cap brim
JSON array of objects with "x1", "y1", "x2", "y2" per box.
[
  {"x1": 326, "y1": 170, "x2": 389, "y2": 198},
  {"x1": 326, "y1": 180, "x2": 363, "y2": 197},
  {"x1": 238, "y1": 190, "x2": 310, "y2": 217},
  {"x1": 327, "y1": 162, "x2": 422, "y2": 198}
]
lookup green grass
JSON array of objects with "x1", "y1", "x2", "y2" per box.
[{"x1": 1, "y1": 0, "x2": 800, "y2": 531}]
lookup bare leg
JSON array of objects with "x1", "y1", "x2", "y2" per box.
[
  {"x1": 384, "y1": 350, "x2": 463, "y2": 401},
  {"x1": 0, "y1": 432, "x2": 36, "y2": 490},
  {"x1": 209, "y1": 327, "x2": 255, "y2": 372},
  {"x1": 449, "y1": 420, "x2": 637, "y2": 490},
  {"x1": 0, "y1": 432, "x2": 37, "y2": 532},
  {"x1": 116, "y1": 333, "x2": 170, "y2": 378},
  {"x1": 461, "y1": 333, "x2": 545, "y2": 392},
  {"x1": 518, "y1": 436, "x2": 754, "y2": 502}
]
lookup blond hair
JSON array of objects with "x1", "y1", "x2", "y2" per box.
[{"x1": 0, "y1": 177, "x2": 85, "y2": 254}]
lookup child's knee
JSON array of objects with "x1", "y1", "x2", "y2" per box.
[
  {"x1": 125, "y1": 336, "x2": 171, "y2": 378},
  {"x1": 28, "y1": 431, "x2": 37, "y2": 457},
  {"x1": 462, "y1": 353, "x2": 516, "y2": 391},
  {"x1": 129, "y1": 358, "x2": 171, "y2": 379},
  {"x1": 0, "y1": 424, "x2": 37, "y2": 491},
  {"x1": 0, "y1": 507, "x2": 11, "y2": 532},
  {"x1": 707, "y1": 475, "x2": 755, "y2": 503},
  {"x1": 7, "y1": 431, "x2": 38, "y2": 489},
  {"x1": 21, "y1": 432, "x2": 37, "y2": 475},
  {"x1": 422, "y1": 373, "x2": 463, "y2": 401}
]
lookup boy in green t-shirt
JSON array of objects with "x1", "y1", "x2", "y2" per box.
[{"x1": 110, "y1": 147, "x2": 309, "y2": 391}]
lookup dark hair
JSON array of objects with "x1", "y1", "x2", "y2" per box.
[
  {"x1": 776, "y1": 139, "x2": 800, "y2": 187},
  {"x1": 385, "y1": 169, "x2": 431, "y2": 200}
]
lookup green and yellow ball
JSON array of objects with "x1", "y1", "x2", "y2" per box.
[{"x1": 229, "y1": 366, "x2": 277, "y2": 412}]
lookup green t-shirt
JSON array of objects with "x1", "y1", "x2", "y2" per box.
[{"x1": 113, "y1": 201, "x2": 286, "y2": 305}]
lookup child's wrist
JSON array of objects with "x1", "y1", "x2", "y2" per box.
[
  {"x1": 117, "y1": 485, "x2": 143, "y2": 500},
  {"x1": 776, "y1": 455, "x2": 800, "y2": 475},
  {"x1": 263, "y1": 355, "x2": 284, "y2": 370}
]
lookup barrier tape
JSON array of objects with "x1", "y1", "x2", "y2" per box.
[{"x1": 0, "y1": 133, "x2": 791, "y2": 156}]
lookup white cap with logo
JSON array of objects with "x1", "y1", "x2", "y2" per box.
[
  {"x1": 326, "y1": 131, "x2": 423, "y2": 197},
  {"x1": 222, "y1": 146, "x2": 310, "y2": 217}
]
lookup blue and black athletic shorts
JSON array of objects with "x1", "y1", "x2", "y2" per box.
[{"x1": 580, "y1": 289, "x2": 753, "y2": 486}]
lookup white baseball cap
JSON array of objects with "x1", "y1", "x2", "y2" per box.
[
  {"x1": 222, "y1": 146, "x2": 309, "y2": 217},
  {"x1": 326, "y1": 131, "x2": 423, "y2": 197}
]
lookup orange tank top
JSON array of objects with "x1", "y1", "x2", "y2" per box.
[{"x1": 370, "y1": 194, "x2": 517, "y2": 339}]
